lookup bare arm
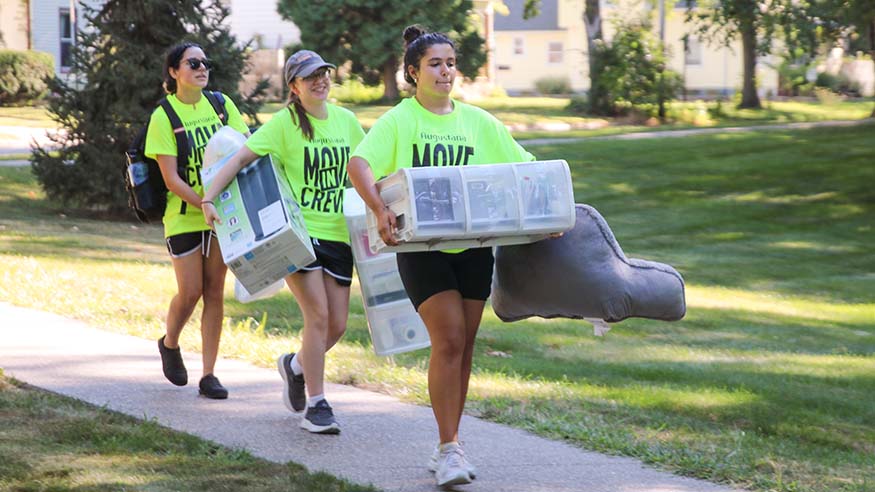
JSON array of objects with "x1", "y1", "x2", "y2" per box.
[
  {"x1": 200, "y1": 145, "x2": 260, "y2": 227},
  {"x1": 348, "y1": 156, "x2": 398, "y2": 246},
  {"x1": 157, "y1": 154, "x2": 202, "y2": 208}
]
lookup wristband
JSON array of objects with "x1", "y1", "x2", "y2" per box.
[{"x1": 201, "y1": 200, "x2": 214, "y2": 207}]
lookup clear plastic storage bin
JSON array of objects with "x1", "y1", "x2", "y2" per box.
[
  {"x1": 365, "y1": 300, "x2": 431, "y2": 356},
  {"x1": 464, "y1": 164, "x2": 520, "y2": 233},
  {"x1": 366, "y1": 160, "x2": 575, "y2": 254},
  {"x1": 356, "y1": 256, "x2": 408, "y2": 307},
  {"x1": 344, "y1": 188, "x2": 430, "y2": 356}
]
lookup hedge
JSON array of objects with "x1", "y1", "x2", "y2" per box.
[{"x1": 0, "y1": 49, "x2": 54, "y2": 105}]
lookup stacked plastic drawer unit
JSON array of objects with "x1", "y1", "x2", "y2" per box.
[
  {"x1": 366, "y1": 160, "x2": 576, "y2": 254},
  {"x1": 343, "y1": 189, "x2": 430, "y2": 356}
]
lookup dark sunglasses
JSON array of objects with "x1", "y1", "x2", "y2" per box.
[
  {"x1": 185, "y1": 58, "x2": 213, "y2": 71},
  {"x1": 302, "y1": 68, "x2": 330, "y2": 81}
]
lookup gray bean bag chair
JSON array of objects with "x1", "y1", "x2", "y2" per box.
[{"x1": 491, "y1": 204, "x2": 685, "y2": 335}]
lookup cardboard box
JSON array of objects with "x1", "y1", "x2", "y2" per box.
[
  {"x1": 366, "y1": 160, "x2": 576, "y2": 254},
  {"x1": 202, "y1": 155, "x2": 315, "y2": 294}
]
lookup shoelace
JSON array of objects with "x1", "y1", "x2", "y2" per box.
[
  {"x1": 310, "y1": 402, "x2": 334, "y2": 418},
  {"x1": 441, "y1": 447, "x2": 466, "y2": 470}
]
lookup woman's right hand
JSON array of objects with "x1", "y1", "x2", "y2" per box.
[
  {"x1": 377, "y1": 206, "x2": 399, "y2": 246},
  {"x1": 202, "y1": 202, "x2": 222, "y2": 229}
]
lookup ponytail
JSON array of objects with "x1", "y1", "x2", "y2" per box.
[{"x1": 286, "y1": 92, "x2": 315, "y2": 141}]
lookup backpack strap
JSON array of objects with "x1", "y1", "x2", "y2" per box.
[
  {"x1": 158, "y1": 97, "x2": 190, "y2": 214},
  {"x1": 203, "y1": 90, "x2": 227, "y2": 125},
  {"x1": 158, "y1": 91, "x2": 227, "y2": 216}
]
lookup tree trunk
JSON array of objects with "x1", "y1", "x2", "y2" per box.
[
  {"x1": 738, "y1": 17, "x2": 761, "y2": 109},
  {"x1": 869, "y1": 19, "x2": 875, "y2": 118},
  {"x1": 382, "y1": 58, "x2": 399, "y2": 101}
]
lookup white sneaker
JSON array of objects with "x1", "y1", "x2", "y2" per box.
[
  {"x1": 435, "y1": 443, "x2": 473, "y2": 487},
  {"x1": 428, "y1": 444, "x2": 477, "y2": 478}
]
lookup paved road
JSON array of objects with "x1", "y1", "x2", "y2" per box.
[
  {"x1": 0, "y1": 126, "x2": 57, "y2": 155},
  {"x1": 0, "y1": 303, "x2": 741, "y2": 492}
]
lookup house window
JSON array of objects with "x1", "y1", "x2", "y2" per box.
[
  {"x1": 59, "y1": 8, "x2": 74, "y2": 71},
  {"x1": 513, "y1": 37, "x2": 524, "y2": 55},
  {"x1": 548, "y1": 42, "x2": 563, "y2": 64},
  {"x1": 684, "y1": 36, "x2": 701, "y2": 66}
]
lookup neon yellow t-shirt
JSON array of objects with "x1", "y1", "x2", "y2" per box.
[
  {"x1": 144, "y1": 92, "x2": 248, "y2": 238},
  {"x1": 351, "y1": 97, "x2": 535, "y2": 253},
  {"x1": 245, "y1": 104, "x2": 364, "y2": 243},
  {"x1": 352, "y1": 97, "x2": 534, "y2": 179}
]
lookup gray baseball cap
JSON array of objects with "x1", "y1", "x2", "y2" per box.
[{"x1": 284, "y1": 50, "x2": 336, "y2": 85}]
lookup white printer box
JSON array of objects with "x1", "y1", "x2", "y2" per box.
[{"x1": 202, "y1": 154, "x2": 315, "y2": 294}]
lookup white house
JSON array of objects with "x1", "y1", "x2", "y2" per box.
[
  {"x1": 491, "y1": 0, "x2": 780, "y2": 97},
  {"x1": 0, "y1": 0, "x2": 299, "y2": 81}
]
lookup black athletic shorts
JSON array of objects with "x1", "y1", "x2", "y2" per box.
[
  {"x1": 166, "y1": 230, "x2": 218, "y2": 258},
  {"x1": 396, "y1": 247, "x2": 494, "y2": 311},
  {"x1": 300, "y1": 237, "x2": 353, "y2": 287}
]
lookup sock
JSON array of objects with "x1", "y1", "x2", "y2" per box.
[
  {"x1": 290, "y1": 353, "x2": 303, "y2": 376},
  {"x1": 307, "y1": 394, "x2": 325, "y2": 407},
  {"x1": 439, "y1": 441, "x2": 460, "y2": 453}
]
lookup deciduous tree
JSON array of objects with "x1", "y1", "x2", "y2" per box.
[{"x1": 277, "y1": 0, "x2": 485, "y2": 100}]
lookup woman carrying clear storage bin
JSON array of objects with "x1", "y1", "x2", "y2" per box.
[
  {"x1": 347, "y1": 25, "x2": 535, "y2": 487},
  {"x1": 202, "y1": 50, "x2": 364, "y2": 434}
]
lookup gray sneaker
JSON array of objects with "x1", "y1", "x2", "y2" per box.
[
  {"x1": 277, "y1": 353, "x2": 305, "y2": 412},
  {"x1": 429, "y1": 443, "x2": 477, "y2": 479},
  {"x1": 300, "y1": 399, "x2": 340, "y2": 434},
  {"x1": 435, "y1": 443, "x2": 472, "y2": 487}
]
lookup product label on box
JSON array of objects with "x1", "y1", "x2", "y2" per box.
[{"x1": 258, "y1": 201, "x2": 286, "y2": 237}]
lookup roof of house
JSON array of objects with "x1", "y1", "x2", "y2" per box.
[{"x1": 494, "y1": 0, "x2": 562, "y2": 31}]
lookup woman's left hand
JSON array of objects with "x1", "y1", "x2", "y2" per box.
[{"x1": 202, "y1": 201, "x2": 221, "y2": 229}]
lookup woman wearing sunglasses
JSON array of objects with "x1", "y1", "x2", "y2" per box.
[
  {"x1": 146, "y1": 42, "x2": 250, "y2": 400},
  {"x1": 202, "y1": 50, "x2": 364, "y2": 434}
]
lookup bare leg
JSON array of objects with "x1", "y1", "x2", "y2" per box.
[
  {"x1": 200, "y1": 240, "x2": 227, "y2": 376},
  {"x1": 285, "y1": 271, "x2": 330, "y2": 398},
  {"x1": 454, "y1": 298, "x2": 485, "y2": 442},
  {"x1": 418, "y1": 290, "x2": 468, "y2": 444},
  {"x1": 322, "y1": 271, "x2": 350, "y2": 352},
  {"x1": 165, "y1": 252, "x2": 204, "y2": 348}
]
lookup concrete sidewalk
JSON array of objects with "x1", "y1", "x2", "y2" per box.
[{"x1": 0, "y1": 302, "x2": 740, "y2": 492}]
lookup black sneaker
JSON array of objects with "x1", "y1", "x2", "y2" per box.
[
  {"x1": 301, "y1": 399, "x2": 340, "y2": 434},
  {"x1": 277, "y1": 353, "x2": 306, "y2": 412},
  {"x1": 198, "y1": 374, "x2": 228, "y2": 399},
  {"x1": 158, "y1": 336, "x2": 187, "y2": 386}
]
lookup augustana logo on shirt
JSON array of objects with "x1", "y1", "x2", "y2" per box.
[{"x1": 301, "y1": 145, "x2": 349, "y2": 213}]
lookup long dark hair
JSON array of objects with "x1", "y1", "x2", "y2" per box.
[
  {"x1": 162, "y1": 42, "x2": 203, "y2": 94},
  {"x1": 402, "y1": 25, "x2": 455, "y2": 86},
  {"x1": 286, "y1": 90, "x2": 315, "y2": 142}
]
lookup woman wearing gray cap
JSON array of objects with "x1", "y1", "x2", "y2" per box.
[{"x1": 202, "y1": 50, "x2": 364, "y2": 434}]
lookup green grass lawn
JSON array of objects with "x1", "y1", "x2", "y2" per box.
[
  {"x1": 0, "y1": 105, "x2": 56, "y2": 127},
  {"x1": 1, "y1": 124, "x2": 874, "y2": 492},
  {"x1": 0, "y1": 371, "x2": 377, "y2": 491},
  {"x1": 256, "y1": 97, "x2": 874, "y2": 138}
]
